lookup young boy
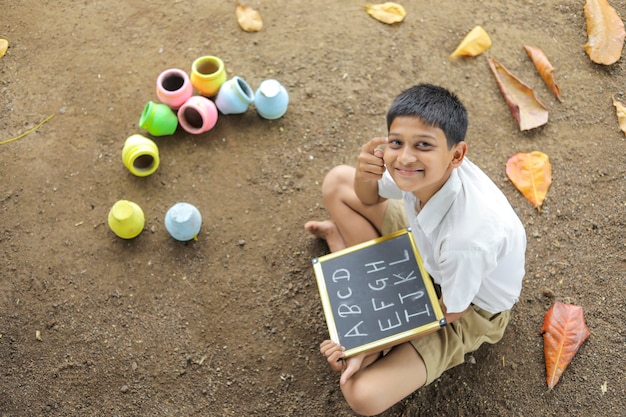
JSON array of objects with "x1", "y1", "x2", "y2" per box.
[{"x1": 305, "y1": 84, "x2": 526, "y2": 416}]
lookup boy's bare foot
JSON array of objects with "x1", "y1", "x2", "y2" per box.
[{"x1": 304, "y1": 220, "x2": 346, "y2": 252}]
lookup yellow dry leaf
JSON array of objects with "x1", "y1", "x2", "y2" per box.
[
  {"x1": 612, "y1": 95, "x2": 626, "y2": 134},
  {"x1": 365, "y1": 2, "x2": 406, "y2": 25},
  {"x1": 524, "y1": 45, "x2": 562, "y2": 101},
  {"x1": 0, "y1": 39, "x2": 8, "y2": 59},
  {"x1": 450, "y1": 26, "x2": 492, "y2": 58},
  {"x1": 584, "y1": 0, "x2": 626, "y2": 65},
  {"x1": 506, "y1": 151, "x2": 552, "y2": 211},
  {"x1": 236, "y1": 4, "x2": 263, "y2": 32}
]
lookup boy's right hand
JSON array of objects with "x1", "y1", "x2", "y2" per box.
[
  {"x1": 355, "y1": 136, "x2": 387, "y2": 183},
  {"x1": 320, "y1": 340, "x2": 345, "y2": 372}
]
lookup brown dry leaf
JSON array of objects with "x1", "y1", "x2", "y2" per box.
[
  {"x1": 612, "y1": 95, "x2": 626, "y2": 134},
  {"x1": 450, "y1": 26, "x2": 492, "y2": 58},
  {"x1": 487, "y1": 56, "x2": 549, "y2": 131},
  {"x1": 506, "y1": 151, "x2": 552, "y2": 210},
  {"x1": 524, "y1": 45, "x2": 562, "y2": 101},
  {"x1": 236, "y1": 4, "x2": 263, "y2": 32},
  {"x1": 0, "y1": 39, "x2": 8, "y2": 59},
  {"x1": 584, "y1": 0, "x2": 626, "y2": 65},
  {"x1": 365, "y1": 2, "x2": 406, "y2": 24},
  {"x1": 541, "y1": 301, "x2": 590, "y2": 389}
]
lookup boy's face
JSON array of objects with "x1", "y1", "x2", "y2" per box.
[{"x1": 384, "y1": 116, "x2": 466, "y2": 206}]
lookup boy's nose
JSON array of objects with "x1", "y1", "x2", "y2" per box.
[{"x1": 398, "y1": 147, "x2": 417, "y2": 164}]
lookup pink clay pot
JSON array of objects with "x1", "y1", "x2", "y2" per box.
[
  {"x1": 156, "y1": 68, "x2": 193, "y2": 110},
  {"x1": 177, "y1": 96, "x2": 218, "y2": 134}
]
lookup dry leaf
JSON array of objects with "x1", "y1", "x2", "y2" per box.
[
  {"x1": 236, "y1": 4, "x2": 263, "y2": 32},
  {"x1": 365, "y1": 2, "x2": 406, "y2": 24},
  {"x1": 450, "y1": 26, "x2": 492, "y2": 58},
  {"x1": 541, "y1": 301, "x2": 590, "y2": 389},
  {"x1": 0, "y1": 39, "x2": 8, "y2": 59},
  {"x1": 524, "y1": 45, "x2": 562, "y2": 101},
  {"x1": 584, "y1": 0, "x2": 626, "y2": 65},
  {"x1": 487, "y1": 56, "x2": 549, "y2": 131},
  {"x1": 612, "y1": 95, "x2": 626, "y2": 134},
  {"x1": 506, "y1": 151, "x2": 552, "y2": 210}
]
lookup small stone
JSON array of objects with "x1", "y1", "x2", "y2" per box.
[{"x1": 120, "y1": 385, "x2": 129, "y2": 393}]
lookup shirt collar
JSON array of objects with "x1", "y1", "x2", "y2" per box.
[{"x1": 415, "y1": 169, "x2": 461, "y2": 236}]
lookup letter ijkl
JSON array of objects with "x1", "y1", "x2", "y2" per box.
[
  {"x1": 405, "y1": 304, "x2": 432, "y2": 321},
  {"x1": 388, "y1": 249, "x2": 410, "y2": 265},
  {"x1": 398, "y1": 289, "x2": 425, "y2": 303},
  {"x1": 392, "y1": 270, "x2": 418, "y2": 285}
]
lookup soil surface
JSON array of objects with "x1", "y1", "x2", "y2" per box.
[{"x1": 1, "y1": 1, "x2": 625, "y2": 416}]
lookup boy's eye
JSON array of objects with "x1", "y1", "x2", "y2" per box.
[
  {"x1": 416, "y1": 141, "x2": 432, "y2": 149},
  {"x1": 389, "y1": 139, "x2": 402, "y2": 147}
]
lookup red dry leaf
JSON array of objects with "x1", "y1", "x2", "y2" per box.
[
  {"x1": 541, "y1": 301, "x2": 590, "y2": 389},
  {"x1": 506, "y1": 151, "x2": 552, "y2": 211},
  {"x1": 584, "y1": 0, "x2": 626, "y2": 65},
  {"x1": 487, "y1": 56, "x2": 549, "y2": 131},
  {"x1": 524, "y1": 45, "x2": 562, "y2": 101}
]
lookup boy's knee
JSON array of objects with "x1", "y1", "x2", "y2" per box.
[
  {"x1": 342, "y1": 384, "x2": 386, "y2": 416},
  {"x1": 321, "y1": 165, "x2": 354, "y2": 195}
]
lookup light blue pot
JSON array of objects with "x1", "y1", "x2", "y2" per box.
[
  {"x1": 215, "y1": 76, "x2": 255, "y2": 115},
  {"x1": 254, "y1": 79, "x2": 289, "y2": 120},
  {"x1": 164, "y1": 202, "x2": 202, "y2": 241}
]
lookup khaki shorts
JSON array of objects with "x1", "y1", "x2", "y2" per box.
[
  {"x1": 382, "y1": 199, "x2": 511, "y2": 385},
  {"x1": 381, "y1": 199, "x2": 409, "y2": 235},
  {"x1": 411, "y1": 305, "x2": 510, "y2": 385}
]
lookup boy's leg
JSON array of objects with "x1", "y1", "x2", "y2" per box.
[
  {"x1": 340, "y1": 342, "x2": 427, "y2": 416},
  {"x1": 306, "y1": 165, "x2": 388, "y2": 251}
]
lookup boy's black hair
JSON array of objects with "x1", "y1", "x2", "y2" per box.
[{"x1": 386, "y1": 83, "x2": 468, "y2": 148}]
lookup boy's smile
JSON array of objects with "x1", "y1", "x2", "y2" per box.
[{"x1": 384, "y1": 116, "x2": 466, "y2": 207}]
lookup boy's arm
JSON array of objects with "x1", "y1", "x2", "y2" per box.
[
  {"x1": 440, "y1": 300, "x2": 470, "y2": 324},
  {"x1": 354, "y1": 136, "x2": 388, "y2": 205}
]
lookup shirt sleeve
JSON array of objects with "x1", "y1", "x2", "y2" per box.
[{"x1": 377, "y1": 170, "x2": 403, "y2": 199}]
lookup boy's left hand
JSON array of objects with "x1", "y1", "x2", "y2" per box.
[{"x1": 339, "y1": 352, "x2": 366, "y2": 385}]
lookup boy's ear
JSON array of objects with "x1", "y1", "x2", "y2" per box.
[{"x1": 450, "y1": 141, "x2": 467, "y2": 168}]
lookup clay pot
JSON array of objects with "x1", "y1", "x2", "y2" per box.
[
  {"x1": 177, "y1": 96, "x2": 218, "y2": 134},
  {"x1": 122, "y1": 134, "x2": 160, "y2": 177},
  {"x1": 214, "y1": 76, "x2": 255, "y2": 115},
  {"x1": 254, "y1": 79, "x2": 289, "y2": 120},
  {"x1": 190, "y1": 55, "x2": 227, "y2": 97},
  {"x1": 139, "y1": 100, "x2": 178, "y2": 136},
  {"x1": 108, "y1": 200, "x2": 145, "y2": 239},
  {"x1": 164, "y1": 202, "x2": 202, "y2": 241},
  {"x1": 156, "y1": 68, "x2": 193, "y2": 110}
]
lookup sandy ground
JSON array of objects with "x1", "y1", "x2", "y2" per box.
[{"x1": 1, "y1": 1, "x2": 625, "y2": 416}]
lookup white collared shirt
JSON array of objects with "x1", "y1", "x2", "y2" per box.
[{"x1": 378, "y1": 158, "x2": 526, "y2": 314}]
